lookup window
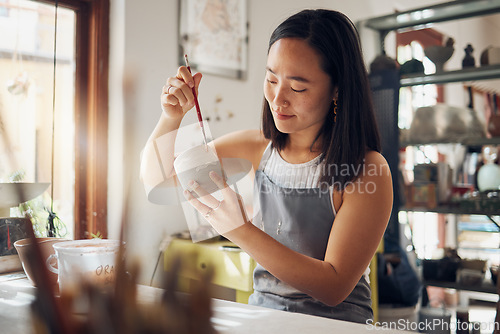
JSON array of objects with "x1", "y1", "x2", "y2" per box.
[
  {"x1": 0, "y1": 0, "x2": 109, "y2": 239},
  {"x1": 0, "y1": 0, "x2": 75, "y2": 237},
  {"x1": 0, "y1": 0, "x2": 9, "y2": 17}
]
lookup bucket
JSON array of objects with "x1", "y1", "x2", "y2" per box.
[{"x1": 46, "y1": 239, "x2": 122, "y2": 294}]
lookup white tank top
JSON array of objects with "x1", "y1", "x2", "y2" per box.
[{"x1": 261, "y1": 145, "x2": 337, "y2": 217}]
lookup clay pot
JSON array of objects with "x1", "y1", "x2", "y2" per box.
[
  {"x1": 14, "y1": 237, "x2": 69, "y2": 287},
  {"x1": 481, "y1": 46, "x2": 500, "y2": 66}
]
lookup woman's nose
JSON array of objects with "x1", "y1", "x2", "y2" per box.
[{"x1": 273, "y1": 85, "x2": 289, "y2": 107}]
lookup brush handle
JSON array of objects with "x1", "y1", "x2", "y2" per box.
[
  {"x1": 187, "y1": 65, "x2": 204, "y2": 124},
  {"x1": 184, "y1": 55, "x2": 208, "y2": 147}
]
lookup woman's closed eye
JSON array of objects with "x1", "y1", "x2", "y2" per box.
[{"x1": 267, "y1": 79, "x2": 306, "y2": 93}]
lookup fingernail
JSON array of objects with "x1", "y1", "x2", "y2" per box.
[
  {"x1": 183, "y1": 189, "x2": 190, "y2": 197},
  {"x1": 209, "y1": 171, "x2": 218, "y2": 179},
  {"x1": 188, "y1": 180, "x2": 199, "y2": 190},
  {"x1": 188, "y1": 81, "x2": 194, "y2": 88}
]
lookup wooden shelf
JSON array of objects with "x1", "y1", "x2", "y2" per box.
[
  {"x1": 462, "y1": 137, "x2": 500, "y2": 146},
  {"x1": 363, "y1": 0, "x2": 500, "y2": 32},
  {"x1": 400, "y1": 65, "x2": 500, "y2": 87},
  {"x1": 458, "y1": 247, "x2": 500, "y2": 253},
  {"x1": 401, "y1": 137, "x2": 500, "y2": 147},
  {"x1": 423, "y1": 279, "x2": 498, "y2": 294},
  {"x1": 401, "y1": 206, "x2": 500, "y2": 216},
  {"x1": 362, "y1": 0, "x2": 500, "y2": 310}
]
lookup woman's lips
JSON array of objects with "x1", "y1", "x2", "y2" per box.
[{"x1": 273, "y1": 110, "x2": 294, "y2": 120}]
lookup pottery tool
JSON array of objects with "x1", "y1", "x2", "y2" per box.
[{"x1": 184, "y1": 54, "x2": 208, "y2": 150}]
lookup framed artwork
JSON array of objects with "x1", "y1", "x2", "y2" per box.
[{"x1": 178, "y1": 0, "x2": 248, "y2": 79}]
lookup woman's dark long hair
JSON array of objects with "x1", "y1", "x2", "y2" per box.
[{"x1": 262, "y1": 9, "x2": 381, "y2": 190}]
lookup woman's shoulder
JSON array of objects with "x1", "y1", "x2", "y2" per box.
[
  {"x1": 213, "y1": 129, "x2": 270, "y2": 168},
  {"x1": 364, "y1": 150, "x2": 389, "y2": 167},
  {"x1": 359, "y1": 150, "x2": 391, "y2": 181},
  {"x1": 338, "y1": 150, "x2": 393, "y2": 218},
  {"x1": 344, "y1": 150, "x2": 392, "y2": 192}
]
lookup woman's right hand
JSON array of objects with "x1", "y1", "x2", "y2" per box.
[{"x1": 161, "y1": 66, "x2": 203, "y2": 120}]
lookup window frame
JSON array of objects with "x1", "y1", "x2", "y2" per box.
[{"x1": 38, "y1": 0, "x2": 109, "y2": 239}]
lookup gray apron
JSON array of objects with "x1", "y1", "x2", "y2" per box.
[{"x1": 248, "y1": 151, "x2": 373, "y2": 324}]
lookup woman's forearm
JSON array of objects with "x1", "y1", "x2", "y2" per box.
[
  {"x1": 141, "y1": 67, "x2": 202, "y2": 187},
  {"x1": 140, "y1": 113, "x2": 182, "y2": 186},
  {"x1": 226, "y1": 223, "x2": 355, "y2": 307}
]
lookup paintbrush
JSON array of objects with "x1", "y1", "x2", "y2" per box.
[{"x1": 184, "y1": 54, "x2": 208, "y2": 150}]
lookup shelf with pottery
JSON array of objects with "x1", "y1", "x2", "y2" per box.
[
  {"x1": 401, "y1": 205, "x2": 500, "y2": 216},
  {"x1": 422, "y1": 279, "x2": 497, "y2": 295},
  {"x1": 363, "y1": 1, "x2": 500, "y2": 310},
  {"x1": 401, "y1": 137, "x2": 500, "y2": 148},
  {"x1": 362, "y1": 0, "x2": 500, "y2": 33},
  {"x1": 397, "y1": 65, "x2": 500, "y2": 218},
  {"x1": 400, "y1": 64, "x2": 500, "y2": 87},
  {"x1": 362, "y1": 1, "x2": 500, "y2": 219},
  {"x1": 422, "y1": 256, "x2": 499, "y2": 296},
  {"x1": 399, "y1": 143, "x2": 500, "y2": 217},
  {"x1": 401, "y1": 144, "x2": 500, "y2": 217}
]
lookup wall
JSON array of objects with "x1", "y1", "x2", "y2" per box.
[{"x1": 108, "y1": 0, "x2": 498, "y2": 285}]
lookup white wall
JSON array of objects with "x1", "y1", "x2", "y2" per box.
[{"x1": 108, "y1": 0, "x2": 499, "y2": 285}]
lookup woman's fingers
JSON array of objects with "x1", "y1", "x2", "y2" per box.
[
  {"x1": 165, "y1": 76, "x2": 190, "y2": 107},
  {"x1": 176, "y1": 66, "x2": 195, "y2": 88},
  {"x1": 184, "y1": 172, "x2": 248, "y2": 235},
  {"x1": 209, "y1": 171, "x2": 231, "y2": 195},
  {"x1": 161, "y1": 67, "x2": 203, "y2": 115},
  {"x1": 209, "y1": 171, "x2": 245, "y2": 213},
  {"x1": 162, "y1": 86, "x2": 180, "y2": 106},
  {"x1": 183, "y1": 189, "x2": 211, "y2": 216},
  {"x1": 187, "y1": 180, "x2": 220, "y2": 208},
  {"x1": 174, "y1": 66, "x2": 203, "y2": 100},
  {"x1": 173, "y1": 66, "x2": 196, "y2": 107},
  {"x1": 192, "y1": 72, "x2": 202, "y2": 95}
]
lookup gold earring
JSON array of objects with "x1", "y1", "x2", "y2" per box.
[{"x1": 333, "y1": 100, "x2": 338, "y2": 122}]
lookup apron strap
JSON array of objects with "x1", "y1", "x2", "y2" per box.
[{"x1": 257, "y1": 142, "x2": 273, "y2": 171}]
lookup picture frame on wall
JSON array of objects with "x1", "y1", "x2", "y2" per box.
[{"x1": 178, "y1": 0, "x2": 248, "y2": 79}]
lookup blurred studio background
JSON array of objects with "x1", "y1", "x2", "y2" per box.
[{"x1": 0, "y1": 0, "x2": 499, "y2": 331}]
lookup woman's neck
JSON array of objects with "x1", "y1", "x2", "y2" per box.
[{"x1": 280, "y1": 133, "x2": 323, "y2": 164}]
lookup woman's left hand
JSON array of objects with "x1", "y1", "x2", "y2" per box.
[{"x1": 183, "y1": 171, "x2": 249, "y2": 236}]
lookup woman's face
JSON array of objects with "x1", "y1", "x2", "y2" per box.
[{"x1": 264, "y1": 38, "x2": 336, "y2": 137}]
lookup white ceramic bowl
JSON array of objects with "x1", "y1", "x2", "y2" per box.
[
  {"x1": 174, "y1": 145, "x2": 225, "y2": 196},
  {"x1": 47, "y1": 239, "x2": 122, "y2": 293}
]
